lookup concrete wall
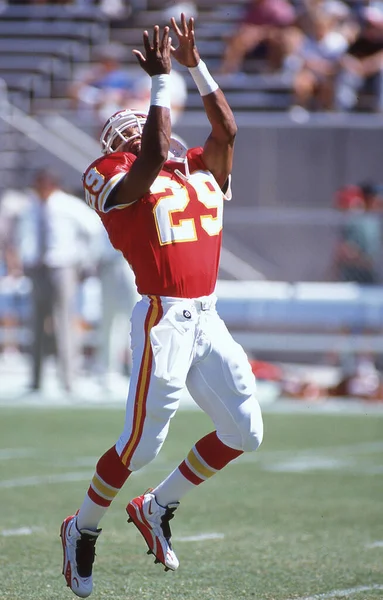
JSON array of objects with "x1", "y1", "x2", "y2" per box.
[{"x1": 174, "y1": 113, "x2": 383, "y2": 208}]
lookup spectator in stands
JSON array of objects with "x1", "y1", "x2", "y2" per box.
[
  {"x1": 288, "y1": 9, "x2": 349, "y2": 112},
  {"x1": 68, "y1": 43, "x2": 137, "y2": 124},
  {"x1": 125, "y1": 68, "x2": 188, "y2": 124},
  {"x1": 17, "y1": 169, "x2": 101, "y2": 393},
  {"x1": 294, "y1": 0, "x2": 356, "y2": 41},
  {"x1": 332, "y1": 181, "x2": 383, "y2": 284},
  {"x1": 69, "y1": 42, "x2": 188, "y2": 125},
  {"x1": 218, "y1": 0, "x2": 297, "y2": 75},
  {"x1": 336, "y1": 0, "x2": 383, "y2": 111},
  {"x1": 160, "y1": 1, "x2": 197, "y2": 23}
]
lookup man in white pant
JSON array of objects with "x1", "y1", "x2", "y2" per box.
[
  {"x1": 18, "y1": 169, "x2": 100, "y2": 393},
  {"x1": 95, "y1": 227, "x2": 139, "y2": 385}
]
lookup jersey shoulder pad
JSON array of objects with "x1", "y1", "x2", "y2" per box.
[
  {"x1": 186, "y1": 147, "x2": 206, "y2": 172},
  {"x1": 83, "y1": 152, "x2": 135, "y2": 213},
  {"x1": 187, "y1": 147, "x2": 232, "y2": 200},
  {"x1": 85, "y1": 152, "x2": 135, "y2": 180}
]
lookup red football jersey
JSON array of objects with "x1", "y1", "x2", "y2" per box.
[{"x1": 83, "y1": 147, "x2": 228, "y2": 298}]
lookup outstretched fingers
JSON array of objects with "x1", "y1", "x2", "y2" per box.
[
  {"x1": 161, "y1": 26, "x2": 170, "y2": 52},
  {"x1": 152, "y1": 25, "x2": 160, "y2": 52},
  {"x1": 181, "y1": 12, "x2": 188, "y2": 35},
  {"x1": 170, "y1": 16, "x2": 182, "y2": 38},
  {"x1": 132, "y1": 48, "x2": 146, "y2": 66}
]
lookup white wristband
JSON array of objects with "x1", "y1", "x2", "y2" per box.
[
  {"x1": 188, "y1": 60, "x2": 219, "y2": 96},
  {"x1": 150, "y1": 74, "x2": 171, "y2": 109}
]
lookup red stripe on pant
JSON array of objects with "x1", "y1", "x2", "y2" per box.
[{"x1": 120, "y1": 296, "x2": 163, "y2": 467}]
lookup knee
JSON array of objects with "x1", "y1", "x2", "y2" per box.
[
  {"x1": 115, "y1": 435, "x2": 160, "y2": 472},
  {"x1": 128, "y1": 447, "x2": 159, "y2": 471},
  {"x1": 242, "y1": 418, "x2": 264, "y2": 452},
  {"x1": 241, "y1": 393, "x2": 264, "y2": 451},
  {"x1": 238, "y1": 405, "x2": 264, "y2": 452},
  {"x1": 219, "y1": 395, "x2": 264, "y2": 452}
]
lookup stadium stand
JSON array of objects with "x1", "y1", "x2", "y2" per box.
[
  {"x1": 0, "y1": 3, "x2": 110, "y2": 113},
  {"x1": 0, "y1": 0, "x2": 294, "y2": 115},
  {"x1": 0, "y1": 0, "x2": 383, "y2": 385}
]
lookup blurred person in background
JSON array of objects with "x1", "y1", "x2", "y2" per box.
[
  {"x1": 0, "y1": 189, "x2": 31, "y2": 360},
  {"x1": 126, "y1": 68, "x2": 188, "y2": 124},
  {"x1": 218, "y1": 0, "x2": 297, "y2": 75},
  {"x1": 18, "y1": 169, "x2": 100, "y2": 393},
  {"x1": 288, "y1": 8, "x2": 350, "y2": 112},
  {"x1": 332, "y1": 181, "x2": 383, "y2": 284},
  {"x1": 93, "y1": 227, "x2": 139, "y2": 389},
  {"x1": 336, "y1": 0, "x2": 383, "y2": 110},
  {"x1": 293, "y1": 0, "x2": 357, "y2": 39},
  {"x1": 68, "y1": 43, "x2": 138, "y2": 125},
  {"x1": 0, "y1": 246, "x2": 30, "y2": 360},
  {"x1": 69, "y1": 42, "x2": 188, "y2": 126},
  {"x1": 160, "y1": 1, "x2": 197, "y2": 23}
]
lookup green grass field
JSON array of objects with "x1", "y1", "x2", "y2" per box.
[{"x1": 0, "y1": 405, "x2": 382, "y2": 600}]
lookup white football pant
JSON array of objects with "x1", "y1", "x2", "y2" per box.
[{"x1": 115, "y1": 294, "x2": 263, "y2": 470}]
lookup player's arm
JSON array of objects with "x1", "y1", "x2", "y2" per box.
[
  {"x1": 109, "y1": 25, "x2": 172, "y2": 208},
  {"x1": 171, "y1": 14, "x2": 237, "y2": 189}
]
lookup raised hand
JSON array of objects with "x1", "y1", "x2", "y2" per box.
[
  {"x1": 170, "y1": 13, "x2": 200, "y2": 68},
  {"x1": 133, "y1": 25, "x2": 172, "y2": 76}
]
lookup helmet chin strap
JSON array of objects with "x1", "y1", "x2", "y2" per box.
[
  {"x1": 168, "y1": 134, "x2": 189, "y2": 179},
  {"x1": 174, "y1": 159, "x2": 190, "y2": 181}
]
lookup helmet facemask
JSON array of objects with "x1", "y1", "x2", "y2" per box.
[
  {"x1": 100, "y1": 109, "x2": 147, "y2": 154},
  {"x1": 100, "y1": 110, "x2": 189, "y2": 175}
]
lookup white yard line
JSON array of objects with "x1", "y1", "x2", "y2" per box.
[
  {"x1": 0, "y1": 471, "x2": 92, "y2": 488},
  {"x1": 366, "y1": 541, "x2": 383, "y2": 548},
  {"x1": 233, "y1": 440, "x2": 383, "y2": 477},
  {"x1": 1, "y1": 526, "x2": 43, "y2": 536},
  {"x1": 175, "y1": 533, "x2": 225, "y2": 542},
  {"x1": 1, "y1": 440, "x2": 382, "y2": 489},
  {"x1": 286, "y1": 584, "x2": 383, "y2": 600},
  {"x1": 0, "y1": 448, "x2": 36, "y2": 460},
  {"x1": 238, "y1": 441, "x2": 383, "y2": 464},
  {"x1": 0, "y1": 461, "x2": 174, "y2": 489}
]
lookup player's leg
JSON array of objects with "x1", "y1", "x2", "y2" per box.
[
  {"x1": 60, "y1": 296, "x2": 151, "y2": 597},
  {"x1": 152, "y1": 309, "x2": 263, "y2": 507},
  {"x1": 124, "y1": 297, "x2": 198, "y2": 571},
  {"x1": 61, "y1": 296, "x2": 196, "y2": 594}
]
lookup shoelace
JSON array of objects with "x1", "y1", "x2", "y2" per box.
[
  {"x1": 160, "y1": 506, "x2": 177, "y2": 547},
  {"x1": 76, "y1": 533, "x2": 97, "y2": 578}
]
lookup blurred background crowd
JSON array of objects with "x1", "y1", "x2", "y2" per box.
[{"x1": 1, "y1": 0, "x2": 383, "y2": 402}]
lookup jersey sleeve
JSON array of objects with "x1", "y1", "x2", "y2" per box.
[
  {"x1": 82, "y1": 152, "x2": 135, "y2": 213},
  {"x1": 187, "y1": 147, "x2": 232, "y2": 201},
  {"x1": 187, "y1": 147, "x2": 206, "y2": 172}
]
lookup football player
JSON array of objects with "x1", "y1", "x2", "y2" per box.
[{"x1": 60, "y1": 13, "x2": 263, "y2": 598}]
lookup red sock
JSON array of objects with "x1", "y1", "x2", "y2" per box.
[
  {"x1": 87, "y1": 446, "x2": 131, "y2": 507},
  {"x1": 178, "y1": 431, "x2": 243, "y2": 485}
]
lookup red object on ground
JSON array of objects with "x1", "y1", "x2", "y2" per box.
[{"x1": 249, "y1": 359, "x2": 283, "y2": 381}]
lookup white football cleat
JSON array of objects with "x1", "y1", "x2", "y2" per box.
[
  {"x1": 60, "y1": 514, "x2": 101, "y2": 598},
  {"x1": 126, "y1": 491, "x2": 179, "y2": 571}
]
